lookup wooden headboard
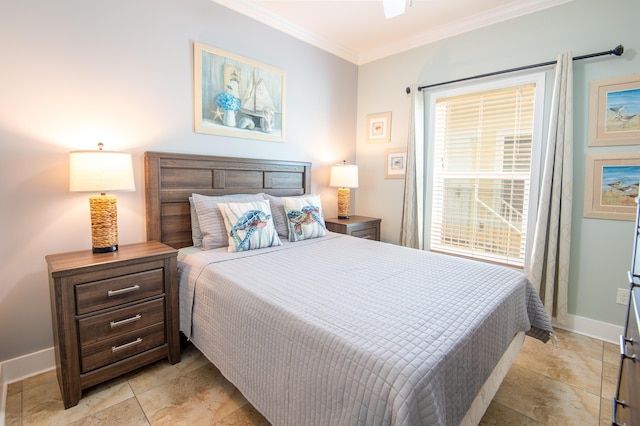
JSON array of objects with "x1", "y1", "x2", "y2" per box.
[{"x1": 145, "y1": 151, "x2": 311, "y2": 249}]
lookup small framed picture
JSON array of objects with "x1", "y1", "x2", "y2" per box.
[
  {"x1": 367, "y1": 112, "x2": 392, "y2": 143},
  {"x1": 584, "y1": 152, "x2": 640, "y2": 221},
  {"x1": 384, "y1": 148, "x2": 407, "y2": 179},
  {"x1": 588, "y1": 74, "x2": 640, "y2": 146}
]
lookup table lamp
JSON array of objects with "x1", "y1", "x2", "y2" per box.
[
  {"x1": 330, "y1": 161, "x2": 359, "y2": 219},
  {"x1": 69, "y1": 143, "x2": 135, "y2": 253}
]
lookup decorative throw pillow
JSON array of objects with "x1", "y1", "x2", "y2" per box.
[
  {"x1": 281, "y1": 195, "x2": 327, "y2": 242},
  {"x1": 191, "y1": 193, "x2": 266, "y2": 250},
  {"x1": 218, "y1": 200, "x2": 282, "y2": 252}
]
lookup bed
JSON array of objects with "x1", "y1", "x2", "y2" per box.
[{"x1": 144, "y1": 151, "x2": 552, "y2": 426}]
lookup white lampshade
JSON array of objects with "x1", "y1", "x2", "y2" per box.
[
  {"x1": 329, "y1": 164, "x2": 359, "y2": 189},
  {"x1": 69, "y1": 148, "x2": 135, "y2": 193}
]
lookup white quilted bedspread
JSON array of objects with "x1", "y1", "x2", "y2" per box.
[{"x1": 178, "y1": 233, "x2": 552, "y2": 426}]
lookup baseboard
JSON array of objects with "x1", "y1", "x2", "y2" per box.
[
  {"x1": 0, "y1": 347, "x2": 55, "y2": 425},
  {"x1": 553, "y1": 313, "x2": 623, "y2": 344},
  {"x1": 0, "y1": 381, "x2": 5, "y2": 426},
  {"x1": 0, "y1": 347, "x2": 55, "y2": 387}
]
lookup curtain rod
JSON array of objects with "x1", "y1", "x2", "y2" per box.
[{"x1": 406, "y1": 44, "x2": 624, "y2": 94}]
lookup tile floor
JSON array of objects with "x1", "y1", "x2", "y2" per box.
[{"x1": 4, "y1": 328, "x2": 619, "y2": 425}]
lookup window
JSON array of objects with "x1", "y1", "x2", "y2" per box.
[{"x1": 426, "y1": 74, "x2": 544, "y2": 267}]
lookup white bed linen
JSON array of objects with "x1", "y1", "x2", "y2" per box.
[{"x1": 178, "y1": 233, "x2": 551, "y2": 425}]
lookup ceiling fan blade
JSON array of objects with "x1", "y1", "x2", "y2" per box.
[{"x1": 382, "y1": 0, "x2": 405, "y2": 19}]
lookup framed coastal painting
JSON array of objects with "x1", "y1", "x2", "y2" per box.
[
  {"x1": 367, "y1": 112, "x2": 392, "y2": 143},
  {"x1": 584, "y1": 152, "x2": 640, "y2": 220},
  {"x1": 193, "y1": 42, "x2": 286, "y2": 142},
  {"x1": 384, "y1": 148, "x2": 407, "y2": 179},
  {"x1": 588, "y1": 74, "x2": 640, "y2": 146}
]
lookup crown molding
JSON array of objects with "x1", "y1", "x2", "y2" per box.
[
  {"x1": 211, "y1": 0, "x2": 575, "y2": 66},
  {"x1": 210, "y1": 0, "x2": 359, "y2": 64},
  {"x1": 359, "y1": 0, "x2": 576, "y2": 64}
]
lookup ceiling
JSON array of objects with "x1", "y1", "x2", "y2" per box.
[{"x1": 211, "y1": 0, "x2": 574, "y2": 65}]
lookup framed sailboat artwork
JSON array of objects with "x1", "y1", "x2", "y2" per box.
[{"x1": 193, "y1": 42, "x2": 286, "y2": 142}]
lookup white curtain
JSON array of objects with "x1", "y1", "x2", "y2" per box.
[
  {"x1": 528, "y1": 52, "x2": 573, "y2": 324},
  {"x1": 400, "y1": 87, "x2": 425, "y2": 249}
]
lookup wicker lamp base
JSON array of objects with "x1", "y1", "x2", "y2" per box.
[
  {"x1": 89, "y1": 194, "x2": 119, "y2": 253},
  {"x1": 337, "y1": 187, "x2": 351, "y2": 219}
]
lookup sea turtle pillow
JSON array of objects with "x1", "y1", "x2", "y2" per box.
[
  {"x1": 281, "y1": 195, "x2": 327, "y2": 242},
  {"x1": 191, "y1": 193, "x2": 266, "y2": 250},
  {"x1": 218, "y1": 200, "x2": 282, "y2": 253}
]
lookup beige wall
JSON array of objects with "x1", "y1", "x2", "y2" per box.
[{"x1": 0, "y1": 0, "x2": 358, "y2": 361}]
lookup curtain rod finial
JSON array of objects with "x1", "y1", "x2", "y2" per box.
[{"x1": 613, "y1": 44, "x2": 624, "y2": 56}]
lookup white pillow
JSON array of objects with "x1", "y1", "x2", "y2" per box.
[
  {"x1": 281, "y1": 195, "x2": 327, "y2": 242},
  {"x1": 218, "y1": 200, "x2": 282, "y2": 252}
]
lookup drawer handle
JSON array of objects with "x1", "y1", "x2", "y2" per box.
[
  {"x1": 107, "y1": 285, "x2": 140, "y2": 297},
  {"x1": 619, "y1": 335, "x2": 637, "y2": 361},
  {"x1": 612, "y1": 397, "x2": 627, "y2": 426},
  {"x1": 112, "y1": 337, "x2": 142, "y2": 353},
  {"x1": 110, "y1": 314, "x2": 142, "y2": 328}
]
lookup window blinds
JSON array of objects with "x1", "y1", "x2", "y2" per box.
[{"x1": 430, "y1": 83, "x2": 536, "y2": 267}]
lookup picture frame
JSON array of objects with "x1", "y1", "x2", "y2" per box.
[
  {"x1": 584, "y1": 152, "x2": 640, "y2": 221},
  {"x1": 193, "y1": 41, "x2": 286, "y2": 142},
  {"x1": 366, "y1": 112, "x2": 392, "y2": 143},
  {"x1": 588, "y1": 74, "x2": 640, "y2": 147},
  {"x1": 384, "y1": 148, "x2": 407, "y2": 179}
]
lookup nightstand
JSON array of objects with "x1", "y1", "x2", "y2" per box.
[
  {"x1": 325, "y1": 215, "x2": 381, "y2": 241},
  {"x1": 46, "y1": 241, "x2": 180, "y2": 408}
]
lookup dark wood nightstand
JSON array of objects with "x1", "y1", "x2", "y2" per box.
[
  {"x1": 46, "y1": 241, "x2": 180, "y2": 408},
  {"x1": 325, "y1": 215, "x2": 381, "y2": 241}
]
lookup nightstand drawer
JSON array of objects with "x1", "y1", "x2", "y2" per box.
[
  {"x1": 75, "y1": 269, "x2": 164, "y2": 315},
  {"x1": 350, "y1": 226, "x2": 378, "y2": 240},
  {"x1": 325, "y1": 216, "x2": 381, "y2": 241},
  {"x1": 78, "y1": 298, "x2": 165, "y2": 346},
  {"x1": 80, "y1": 322, "x2": 166, "y2": 373}
]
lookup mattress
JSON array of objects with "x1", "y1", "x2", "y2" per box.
[{"x1": 178, "y1": 233, "x2": 552, "y2": 426}]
